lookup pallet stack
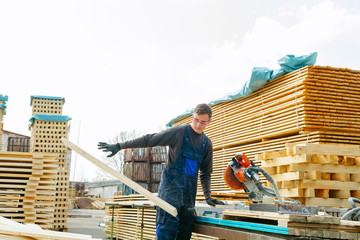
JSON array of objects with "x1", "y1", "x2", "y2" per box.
[
  {"x1": 104, "y1": 194, "x2": 218, "y2": 240},
  {"x1": 257, "y1": 143, "x2": 360, "y2": 208},
  {"x1": 0, "y1": 151, "x2": 58, "y2": 229},
  {"x1": 171, "y1": 65, "x2": 360, "y2": 194},
  {"x1": 0, "y1": 94, "x2": 8, "y2": 150},
  {"x1": 29, "y1": 95, "x2": 71, "y2": 230},
  {"x1": 123, "y1": 146, "x2": 167, "y2": 193}
]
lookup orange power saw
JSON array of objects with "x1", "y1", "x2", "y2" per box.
[{"x1": 224, "y1": 153, "x2": 283, "y2": 204}]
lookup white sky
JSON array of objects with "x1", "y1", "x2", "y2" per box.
[{"x1": 1, "y1": 0, "x2": 360, "y2": 181}]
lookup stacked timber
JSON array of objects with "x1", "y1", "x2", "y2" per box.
[
  {"x1": 104, "y1": 194, "x2": 218, "y2": 240},
  {"x1": 29, "y1": 95, "x2": 71, "y2": 230},
  {"x1": 172, "y1": 65, "x2": 360, "y2": 193},
  {"x1": 0, "y1": 151, "x2": 58, "y2": 229},
  {"x1": 257, "y1": 143, "x2": 360, "y2": 208},
  {"x1": 123, "y1": 146, "x2": 166, "y2": 193}
]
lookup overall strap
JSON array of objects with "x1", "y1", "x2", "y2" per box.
[{"x1": 183, "y1": 125, "x2": 190, "y2": 143}]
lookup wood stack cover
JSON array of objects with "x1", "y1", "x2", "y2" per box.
[
  {"x1": 258, "y1": 143, "x2": 360, "y2": 208},
  {"x1": 0, "y1": 151, "x2": 58, "y2": 229},
  {"x1": 172, "y1": 65, "x2": 360, "y2": 194},
  {"x1": 29, "y1": 96, "x2": 70, "y2": 230},
  {"x1": 104, "y1": 194, "x2": 218, "y2": 240},
  {"x1": 0, "y1": 95, "x2": 8, "y2": 150}
]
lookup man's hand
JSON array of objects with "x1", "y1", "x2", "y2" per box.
[
  {"x1": 97, "y1": 142, "x2": 121, "y2": 157},
  {"x1": 206, "y1": 197, "x2": 225, "y2": 206}
]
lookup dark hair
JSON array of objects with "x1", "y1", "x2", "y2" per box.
[{"x1": 194, "y1": 103, "x2": 212, "y2": 118}]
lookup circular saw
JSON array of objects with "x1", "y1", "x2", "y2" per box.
[{"x1": 224, "y1": 152, "x2": 283, "y2": 204}]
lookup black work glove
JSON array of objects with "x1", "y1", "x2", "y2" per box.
[
  {"x1": 97, "y1": 142, "x2": 121, "y2": 157},
  {"x1": 206, "y1": 197, "x2": 225, "y2": 206}
]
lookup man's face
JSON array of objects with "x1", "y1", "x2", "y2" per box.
[{"x1": 190, "y1": 113, "x2": 210, "y2": 134}]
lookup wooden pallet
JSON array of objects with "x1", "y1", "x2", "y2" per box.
[
  {"x1": 31, "y1": 97, "x2": 64, "y2": 116},
  {"x1": 257, "y1": 143, "x2": 360, "y2": 207}
]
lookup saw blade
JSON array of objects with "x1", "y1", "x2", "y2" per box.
[{"x1": 224, "y1": 165, "x2": 245, "y2": 191}]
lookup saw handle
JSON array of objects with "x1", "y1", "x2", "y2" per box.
[{"x1": 234, "y1": 153, "x2": 251, "y2": 168}]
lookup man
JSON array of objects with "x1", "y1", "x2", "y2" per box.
[{"x1": 98, "y1": 103, "x2": 224, "y2": 239}]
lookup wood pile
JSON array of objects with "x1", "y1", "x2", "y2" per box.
[
  {"x1": 0, "y1": 216, "x2": 101, "y2": 240},
  {"x1": 222, "y1": 210, "x2": 360, "y2": 240},
  {"x1": 0, "y1": 151, "x2": 58, "y2": 229},
  {"x1": 104, "y1": 194, "x2": 218, "y2": 240},
  {"x1": 123, "y1": 146, "x2": 167, "y2": 193},
  {"x1": 29, "y1": 96, "x2": 70, "y2": 230},
  {"x1": 172, "y1": 65, "x2": 360, "y2": 194},
  {"x1": 257, "y1": 143, "x2": 360, "y2": 208}
]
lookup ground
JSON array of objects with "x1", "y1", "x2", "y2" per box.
[{"x1": 67, "y1": 209, "x2": 108, "y2": 239}]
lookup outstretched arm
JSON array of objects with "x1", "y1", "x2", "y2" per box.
[{"x1": 98, "y1": 126, "x2": 183, "y2": 157}]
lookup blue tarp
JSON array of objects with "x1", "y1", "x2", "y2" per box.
[
  {"x1": 29, "y1": 114, "x2": 72, "y2": 126},
  {"x1": 30, "y1": 95, "x2": 65, "y2": 106},
  {"x1": 166, "y1": 52, "x2": 318, "y2": 127},
  {"x1": 0, "y1": 94, "x2": 9, "y2": 111}
]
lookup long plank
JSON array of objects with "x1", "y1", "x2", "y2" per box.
[{"x1": 61, "y1": 138, "x2": 177, "y2": 217}]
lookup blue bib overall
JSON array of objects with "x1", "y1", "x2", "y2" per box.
[{"x1": 156, "y1": 126, "x2": 207, "y2": 240}]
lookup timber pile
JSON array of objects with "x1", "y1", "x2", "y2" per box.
[
  {"x1": 172, "y1": 65, "x2": 360, "y2": 193},
  {"x1": 104, "y1": 194, "x2": 218, "y2": 240},
  {"x1": 222, "y1": 210, "x2": 360, "y2": 240},
  {"x1": 0, "y1": 216, "x2": 101, "y2": 240},
  {"x1": 0, "y1": 151, "x2": 58, "y2": 229},
  {"x1": 29, "y1": 96, "x2": 71, "y2": 230},
  {"x1": 257, "y1": 143, "x2": 360, "y2": 208}
]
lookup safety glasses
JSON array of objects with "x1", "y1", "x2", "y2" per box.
[{"x1": 192, "y1": 116, "x2": 210, "y2": 126}]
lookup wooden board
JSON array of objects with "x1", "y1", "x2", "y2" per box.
[
  {"x1": 0, "y1": 216, "x2": 101, "y2": 240},
  {"x1": 62, "y1": 138, "x2": 178, "y2": 217}
]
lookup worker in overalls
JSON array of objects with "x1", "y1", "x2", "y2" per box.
[{"x1": 98, "y1": 103, "x2": 224, "y2": 239}]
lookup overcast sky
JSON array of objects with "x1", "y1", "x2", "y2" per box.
[{"x1": 1, "y1": 0, "x2": 360, "y2": 181}]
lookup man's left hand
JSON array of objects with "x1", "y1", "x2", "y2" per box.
[{"x1": 206, "y1": 197, "x2": 225, "y2": 206}]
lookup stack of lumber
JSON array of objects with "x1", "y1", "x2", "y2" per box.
[
  {"x1": 104, "y1": 194, "x2": 218, "y2": 240},
  {"x1": 0, "y1": 151, "x2": 58, "y2": 229},
  {"x1": 0, "y1": 216, "x2": 101, "y2": 240},
  {"x1": 222, "y1": 210, "x2": 360, "y2": 240},
  {"x1": 257, "y1": 143, "x2": 360, "y2": 208},
  {"x1": 29, "y1": 96, "x2": 70, "y2": 230},
  {"x1": 172, "y1": 65, "x2": 360, "y2": 193}
]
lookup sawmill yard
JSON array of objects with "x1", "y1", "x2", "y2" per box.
[
  {"x1": 2, "y1": 64, "x2": 360, "y2": 239},
  {"x1": 1, "y1": 2, "x2": 360, "y2": 238}
]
